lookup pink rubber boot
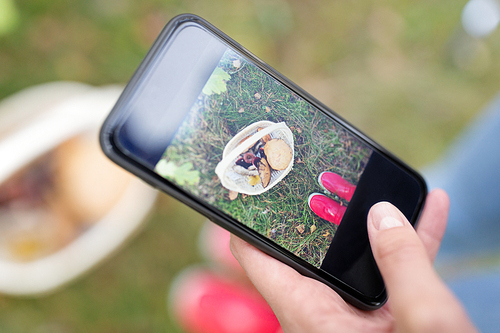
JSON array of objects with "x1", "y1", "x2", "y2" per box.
[
  {"x1": 308, "y1": 193, "x2": 347, "y2": 225},
  {"x1": 318, "y1": 171, "x2": 356, "y2": 202}
]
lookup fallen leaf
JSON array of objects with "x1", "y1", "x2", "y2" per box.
[
  {"x1": 238, "y1": 107, "x2": 244, "y2": 113},
  {"x1": 322, "y1": 231, "x2": 330, "y2": 237},
  {"x1": 155, "y1": 160, "x2": 200, "y2": 185},
  {"x1": 229, "y1": 190, "x2": 238, "y2": 201},
  {"x1": 233, "y1": 59, "x2": 241, "y2": 68},
  {"x1": 254, "y1": 92, "x2": 262, "y2": 99},
  {"x1": 202, "y1": 67, "x2": 230, "y2": 95},
  {"x1": 310, "y1": 225, "x2": 317, "y2": 234},
  {"x1": 264, "y1": 106, "x2": 270, "y2": 113},
  {"x1": 296, "y1": 224, "x2": 305, "y2": 234},
  {"x1": 296, "y1": 127, "x2": 302, "y2": 134}
]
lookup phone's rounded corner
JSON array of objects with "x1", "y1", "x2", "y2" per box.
[
  {"x1": 355, "y1": 289, "x2": 388, "y2": 311},
  {"x1": 356, "y1": 299, "x2": 387, "y2": 311},
  {"x1": 410, "y1": 169, "x2": 429, "y2": 229},
  {"x1": 98, "y1": 120, "x2": 116, "y2": 164},
  {"x1": 98, "y1": 121, "x2": 111, "y2": 154},
  {"x1": 319, "y1": 274, "x2": 388, "y2": 311},
  {"x1": 98, "y1": 111, "x2": 133, "y2": 173},
  {"x1": 416, "y1": 169, "x2": 429, "y2": 203}
]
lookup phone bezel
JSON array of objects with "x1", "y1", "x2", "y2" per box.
[{"x1": 100, "y1": 13, "x2": 427, "y2": 310}]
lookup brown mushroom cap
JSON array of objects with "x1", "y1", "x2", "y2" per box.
[
  {"x1": 238, "y1": 135, "x2": 252, "y2": 146},
  {"x1": 259, "y1": 158, "x2": 271, "y2": 188},
  {"x1": 264, "y1": 139, "x2": 293, "y2": 171},
  {"x1": 257, "y1": 127, "x2": 272, "y2": 143}
]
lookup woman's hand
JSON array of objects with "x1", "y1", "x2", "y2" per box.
[{"x1": 230, "y1": 189, "x2": 477, "y2": 332}]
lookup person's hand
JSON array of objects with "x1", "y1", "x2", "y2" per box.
[{"x1": 230, "y1": 189, "x2": 477, "y2": 332}]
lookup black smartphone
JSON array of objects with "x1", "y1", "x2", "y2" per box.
[{"x1": 100, "y1": 14, "x2": 426, "y2": 310}]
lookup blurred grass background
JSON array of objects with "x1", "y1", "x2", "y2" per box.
[{"x1": 1, "y1": 0, "x2": 500, "y2": 331}]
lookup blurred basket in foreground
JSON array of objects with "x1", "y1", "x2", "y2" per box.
[{"x1": 0, "y1": 82, "x2": 158, "y2": 296}]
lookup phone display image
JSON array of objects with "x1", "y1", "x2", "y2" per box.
[
  {"x1": 153, "y1": 49, "x2": 372, "y2": 268},
  {"x1": 215, "y1": 120, "x2": 295, "y2": 195}
]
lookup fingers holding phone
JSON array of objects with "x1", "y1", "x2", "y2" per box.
[
  {"x1": 367, "y1": 190, "x2": 477, "y2": 333},
  {"x1": 230, "y1": 190, "x2": 477, "y2": 332}
]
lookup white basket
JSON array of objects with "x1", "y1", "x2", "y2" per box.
[
  {"x1": 0, "y1": 83, "x2": 158, "y2": 296},
  {"x1": 215, "y1": 121, "x2": 294, "y2": 195}
]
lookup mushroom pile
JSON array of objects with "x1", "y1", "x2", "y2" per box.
[{"x1": 232, "y1": 128, "x2": 293, "y2": 188}]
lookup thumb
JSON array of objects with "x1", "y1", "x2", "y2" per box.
[
  {"x1": 367, "y1": 202, "x2": 476, "y2": 332},
  {"x1": 367, "y1": 202, "x2": 433, "y2": 291}
]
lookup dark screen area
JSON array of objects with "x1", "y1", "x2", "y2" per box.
[{"x1": 320, "y1": 152, "x2": 423, "y2": 297}]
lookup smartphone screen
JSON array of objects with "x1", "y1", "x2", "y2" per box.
[
  {"x1": 153, "y1": 45, "x2": 373, "y2": 270},
  {"x1": 104, "y1": 17, "x2": 426, "y2": 308}
]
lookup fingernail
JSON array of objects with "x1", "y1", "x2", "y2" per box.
[
  {"x1": 377, "y1": 216, "x2": 404, "y2": 230},
  {"x1": 369, "y1": 202, "x2": 405, "y2": 230}
]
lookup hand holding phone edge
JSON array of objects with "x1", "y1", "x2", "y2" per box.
[{"x1": 230, "y1": 189, "x2": 478, "y2": 332}]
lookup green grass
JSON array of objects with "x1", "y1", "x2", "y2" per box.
[
  {"x1": 2, "y1": 0, "x2": 500, "y2": 331},
  {"x1": 159, "y1": 53, "x2": 371, "y2": 268}
]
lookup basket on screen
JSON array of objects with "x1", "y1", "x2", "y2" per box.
[{"x1": 215, "y1": 121, "x2": 294, "y2": 195}]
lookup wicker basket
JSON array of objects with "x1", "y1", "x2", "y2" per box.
[{"x1": 215, "y1": 121, "x2": 294, "y2": 195}]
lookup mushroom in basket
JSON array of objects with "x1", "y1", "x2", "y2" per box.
[{"x1": 232, "y1": 135, "x2": 292, "y2": 189}]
